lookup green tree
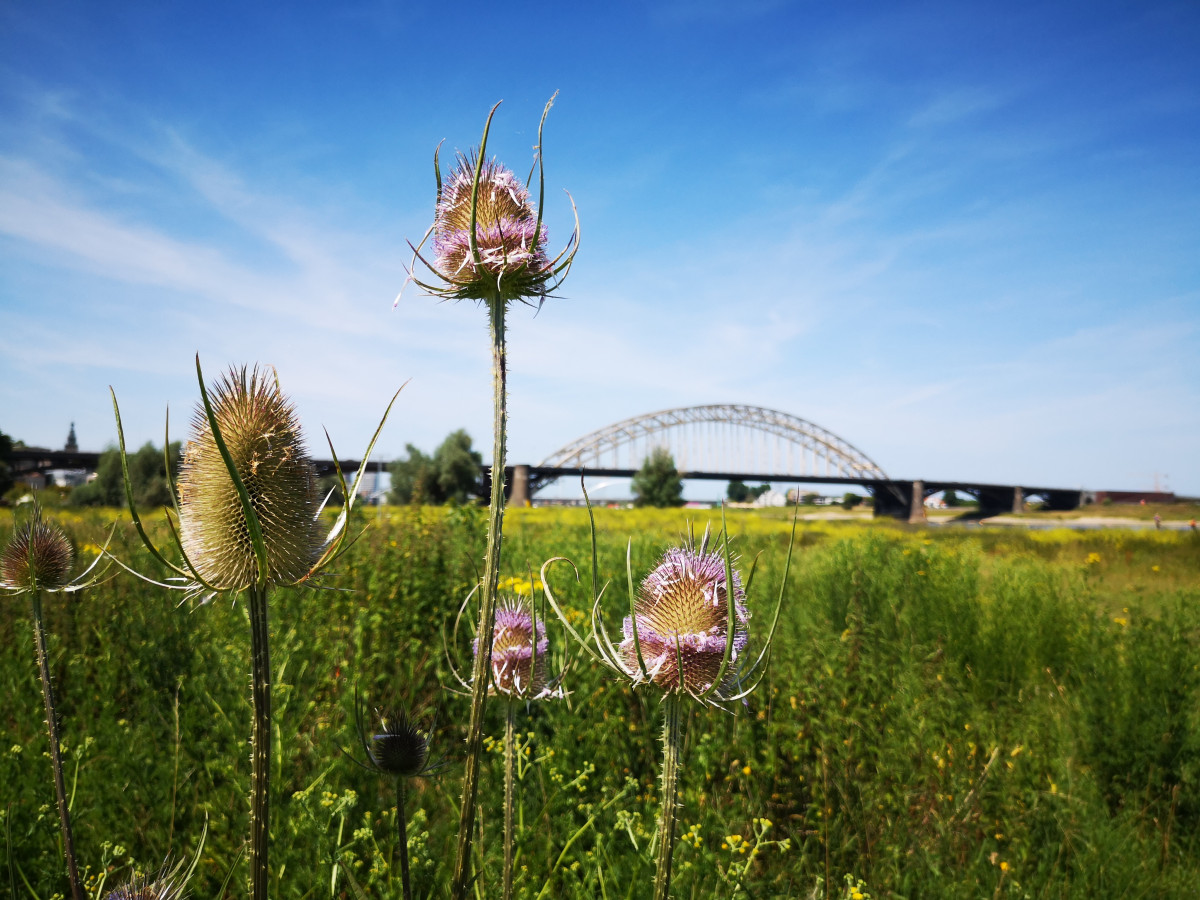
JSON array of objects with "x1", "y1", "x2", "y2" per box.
[
  {"x1": 71, "y1": 442, "x2": 181, "y2": 507},
  {"x1": 943, "y1": 489, "x2": 961, "y2": 508},
  {"x1": 0, "y1": 429, "x2": 13, "y2": 498},
  {"x1": 841, "y1": 491, "x2": 863, "y2": 510},
  {"x1": 388, "y1": 430, "x2": 482, "y2": 505},
  {"x1": 632, "y1": 447, "x2": 684, "y2": 508},
  {"x1": 801, "y1": 492, "x2": 819, "y2": 505},
  {"x1": 388, "y1": 444, "x2": 437, "y2": 505},
  {"x1": 726, "y1": 480, "x2": 749, "y2": 503}
]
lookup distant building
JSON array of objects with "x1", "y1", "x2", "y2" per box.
[
  {"x1": 753, "y1": 488, "x2": 788, "y2": 508},
  {"x1": 64, "y1": 422, "x2": 78, "y2": 453},
  {"x1": 47, "y1": 469, "x2": 89, "y2": 488}
]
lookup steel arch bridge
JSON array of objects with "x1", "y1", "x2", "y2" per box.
[{"x1": 536, "y1": 404, "x2": 887, "y2": 486}]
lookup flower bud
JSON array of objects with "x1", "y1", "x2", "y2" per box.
[
  {"x1": 177, "y1": 366, "x2": 321, "y2": 590},
  {"x1": 1, "y1": 508, "x2": 74, "y2": 591},
  {"x1": 370, "y1": 710, "x2": 433, "y2": 778}
]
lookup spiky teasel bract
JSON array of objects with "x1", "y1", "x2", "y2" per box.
[
  {"x1": 176, "y1": 365, "x2": 321, "y2": 590},
  {"x1": 398, "y1": 94, "x2": 579, "y2": 308}
]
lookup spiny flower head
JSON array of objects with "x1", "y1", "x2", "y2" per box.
[
  {"x1": 369, "y1": 709, "x2": 434, "y2": 778},
  {"x1": 433, "y1": 154, "x2": 551, "y2": 304},
  {"x1": 1, "y1": 506, "x2": 74, "y2": 591},
  {"x1": 105, "y1": 870, "x2": 185, "y2": 900},
  {"x1": 620, "y1": 545, "x2": 749, "y2": 697},
  {"x1": 177, "y1": 365, "x2": 321, "y2": 590},
  {"x1": 475, "y1": 595, "x2": 551, "y2": 698}
]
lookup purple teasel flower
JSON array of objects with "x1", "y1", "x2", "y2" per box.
[
  {"x1": 619, "y1": 545, "x2": 750, "y2": 698},
  {"x1": 540, "y1": 511, "x2": 789, "y2": 711},
  {"x1": 433, "y1": 157, "x2": 550, "y2": 293},
  {"x1": 471, "y1": 596, "x2": 557, "y2": 699},
  {"x1": 397, "y1": 95, "x2": 579, "y2": 308}
]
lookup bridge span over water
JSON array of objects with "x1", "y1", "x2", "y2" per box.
[{"x1": 11, "y1": 404, "x2": 1084, "y2": 520}]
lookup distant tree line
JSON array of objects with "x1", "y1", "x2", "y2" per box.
[
  {"x1": 0, "y1": 429, "x2": 14, "y2": 498},
  {"x1": 72, "y1": 443, "x2": 182, "y2": 507},
  {"x1": 726, "y1": 480, "x2": 771, "y2": 503},
  {"x1": 388, "y1": 430, "x2": 482, "y2": 505}
]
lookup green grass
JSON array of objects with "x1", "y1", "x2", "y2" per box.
[{"x1": 2, "y1": 507, "x2": 1199, "y2": 898}]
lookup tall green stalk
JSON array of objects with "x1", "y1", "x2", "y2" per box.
[
  {"x1": 396, "y1": 779, "x2": 412, "y2": 900},
  {"x1": 247, "y1": 582, "x2": 272, "y2": 900},
  {"x1": 450, "y1": 293, "x2": 508, "y2": 900},
  {"x1": 653, "y1": 693, "x2": 685, "y2": 900},
  {"x1": 503, "y1": 698, "x2": 517, "y2": 900},
  {"x1": 29, "y1": 591, "x2": 84, "y2": 900}
]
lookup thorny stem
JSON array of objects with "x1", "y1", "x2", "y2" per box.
[
  {"x1": 653, "y1": 693, "x2": 685, "y2": 900},
  {"x1": 30, "y1": 592, "x2": 84, "y2": 900},
  {"x1": 248, "y1": 582, "x2": 272, "y2": 900},
  {"x1": 450, "y1": 293, "x2": 508, "y2": 900},
  {"x1": 397, "y1": 779, "x2": 413, "y2": 900},
  {"x1": 503, "y1": 699, "x2": 516, "y2": 900}
]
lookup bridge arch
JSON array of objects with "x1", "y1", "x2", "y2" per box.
[{"x1": 537, "y1": 404, "x2": 887, "y2": 482}]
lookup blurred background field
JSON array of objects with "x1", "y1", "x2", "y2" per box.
[{"x1": 3, "y1": 507, "x2": 1198, "y2": 899}]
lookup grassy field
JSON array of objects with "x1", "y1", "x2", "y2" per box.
[{"x1": 2, "y1": 506, "x2": 1199, "y2": 899}]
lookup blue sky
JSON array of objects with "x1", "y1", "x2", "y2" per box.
[{"x1": 1, "y1": 0, "x2": 1197, "y2": 497}]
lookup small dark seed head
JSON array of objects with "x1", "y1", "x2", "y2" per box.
[
  {"x1": 369, "y1": 710, "x2": 432, "y2": 778},
  {"x1": 1, "y1": 507, "x2": 74, "y2": 591}
]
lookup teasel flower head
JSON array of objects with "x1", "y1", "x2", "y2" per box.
[
  {"x1": 1, "y1": 506, "x2": 74, "y2": 591},
  {"x1": 176, "y1": 365, "x2": 321, "y2": 590},
  {"x1": 105, "y1": 871, "x2": 185, "y2": 900},
  {"x1": 352, "y1": 690, "x2": 442, "y2": 780},
  {"x1": 447, "y1": 589, "x2": 565, "y2": 702},
  {"x1": 398, "y1": 94, "x2": 579, "y2": 308},
  {"x1": 108, "y1": 355, "x2": 400, "y2": 599},
  {"x1": 1, "y1": 502, "x2": 113, "y2": 596},
  {"x1": 473, "y1": 595, "x2": 553, "y2": 698},
  {"x1": 619, "y1": 544, "x2": 750, "y2": 697},
  {"x1": 541, "y1": 490, "x2": 795, "y2": 710},
  {"x1": 105, "y1": 823, "x2": 206, "y2": 900}
]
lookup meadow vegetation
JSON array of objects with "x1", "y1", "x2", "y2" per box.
[{"x1": 3, "y1": 507, "x2": 1198, "y2": 898}]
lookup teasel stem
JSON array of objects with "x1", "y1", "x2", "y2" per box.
[
  {"x1": 29, "y1": 591, "x2": 84, "y2": 900},
  {"x1": 450, "y1": 292, "x2": 508, "y2": 900},
  {"x1": 503, "y1": 698, "x2": 516, "y2": 900},
  {"x1": 396, "y1": 778, "x2": 412, "y2": 900},
  {"x1": 247, "y1": 582, "x2": 272, "y2": 900},
  {"x1": 653, "y1": 693, "x2": 685, "y2": 900}
]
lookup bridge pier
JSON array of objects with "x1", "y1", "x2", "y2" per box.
[
  {"x1": 1012, "y1": 486, "x2": 1024, "y2": 514},
  {"x1": 975, "y1": 486, "x2": 1018, "y2": 518},
  {"x1": 869, "y1": 480, "x2": 930, "y2": 521},
  {"x1": 510, "y1": 464, "x2": 530, "y2": 507},
  {"x1": 1043, "y1": 489, "x2": 1082, "y2": 511},
  {"x1": 909, "y1": 479, "x2": 926, "y2": 523}
]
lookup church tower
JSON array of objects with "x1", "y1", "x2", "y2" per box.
[{"x1": 64, "y1": 422, "x2": 78, "y2": 453}]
